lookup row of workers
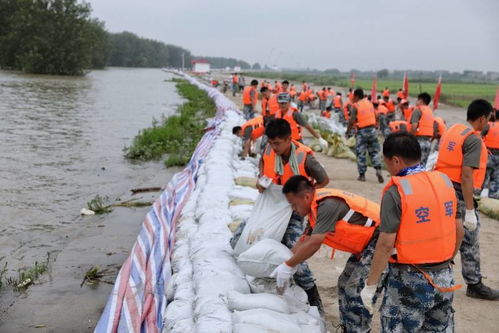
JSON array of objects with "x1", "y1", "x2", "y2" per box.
[{"x1": 233, "y1": 100, "x2": 497, "y2": 332}]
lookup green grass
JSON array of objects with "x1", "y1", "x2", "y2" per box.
[
  {"x1": 87, "y1": 195, "x2": 113, "y2": 214},
  {"x1": 252, "y1": 72, "x2": 497, "y2": 108},
  {"x1": 6, "y1": 254, "x2": 50, "y2": 292},
  {"x1": 124, "y1": 78, "x2": 216, "y2": 167}
]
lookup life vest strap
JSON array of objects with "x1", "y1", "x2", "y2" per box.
[{"x1": 412, "y1": 265, "x2": 462, "y2": 293}]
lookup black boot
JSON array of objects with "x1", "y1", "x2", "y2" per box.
[
  {"x1": 375, "y1": 168, "x2": 384, "y2": 183},
  {"x1": 357, "y1": 174, "x2": 366, "y2": 182},
  {"x1": 305, "y1": 284, "x2": 325, "y2": 316},
  {"x1": 466, "y1": 280, "x2": 499, "y2": 300}
]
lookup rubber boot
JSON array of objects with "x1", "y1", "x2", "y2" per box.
[
  {"x1": 375, "y1": 168, "x2": 384, "y2": 183},
  {"x1": 357, "y1": 174, "x2": 366, "y2": 182},
  {"x1": 466, "y1": 280, "x2": 499, "y2": 300},
  {"x1": 305, "y1": 284, "x2": 325, "y2": 316}
]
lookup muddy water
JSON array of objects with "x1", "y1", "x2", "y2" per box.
[{"x1": 0, "y1": 68, "x2": 180, "y2": 270}]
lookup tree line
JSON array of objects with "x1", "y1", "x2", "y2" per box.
[{"x1": 0, "y1": 0, "x2": 250, "y2": 75}]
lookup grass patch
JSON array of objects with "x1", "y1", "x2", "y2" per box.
[
  {"x1": 87, "y1": 195, "x2": 113, "y2": 214},
  {"x1": 252, "y1": 72, "x2": 497, "y2": 108},
  {"x1": 6, "y1": 253, "x2": 50, "y2": 292},
  {"x1": 124, "y1": 78, "x2": 216, "y2": 166}
]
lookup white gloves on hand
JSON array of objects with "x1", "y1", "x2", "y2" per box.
[
  {"x1": 270, "y1": 262, "x2": 297, "y2": 289},
  {"x1": 257, "y1": 176, "x2": 272, "y2": 189},
  {"x1": 318, "y1": 137, "x2": 329, "y2": 151},
  {"x1": 464, "y1": 209, "x2": 478, "y2": 231},
  {"x1": 360, "y1": 284, "x2": 377, "y2": 315}
]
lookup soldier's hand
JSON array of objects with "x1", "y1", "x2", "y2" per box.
[
  {"x1": 360, "y1": 284, "x2": 377, "y2": 314},
  {"x1": 464, "y1": 209, "x2": 478, "y2": 231}
]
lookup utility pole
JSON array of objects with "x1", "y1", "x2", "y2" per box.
[{"x1": 181, "y1": 52, "x2": 185, "y2": 71}]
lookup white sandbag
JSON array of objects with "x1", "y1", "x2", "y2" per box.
[
  {"x1": 233, "y1": 323, "x2": 272, "y2": 333},
  {"x1": 237, "y1": 239, "x2": 292, "y2": 278},
  {"x1": 230, "y1": 204, "x2": 254, "y2": 221},
  {"x1": 226, "y1": 290, "x2": 290, "y2": 313},
  {"x1": 168, "y1": 318, "x2": 194, "y2": 333},
  {"x1": 232, "y1": 309, "x2": 302, "y2": 333},
  {"x1": 233, "y1": 184, "x2": 292, "y2": 255},
  {"x1": 425, "y1": 151, "x2": 438, "y2": 171},
  {"x1": 230, "y1": 185, "x2": 259, "y2": 202},
  {"x1": 194, "y1": 296, "x2": 232, "y2": 333},
  {"x1": 164, "y1": 299, "x2": 193, "y2": 331}
]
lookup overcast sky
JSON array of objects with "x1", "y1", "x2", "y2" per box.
[{"x1": 87, "y1": 0, "x2": 499, "y2": 72}]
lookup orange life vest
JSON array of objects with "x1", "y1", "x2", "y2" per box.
[
  {"x1": 413, "y1": 105, "x2": 434, "y2": 137},
  {"x1": 262, "y1": 141, "x2": 312, "y2": 185},
  {"x1": 434, "y1": 116, "x2": 447, "y2": 138},
  {"x1": 318, "y1": 90, "x2": 327, "y2": 101},
  {"x1": 483, "y1": 121, "x2": 499, "y2": 149},
  {"x1": 354, "y1": 99, "x2": 377, "y2": 128},
  {"x1": 435, "y1": 124, "x2": 488, "y2": 190},
  {"x1": 389, "y1": 120, "x2": 409, "y2": 133},
  {"x1": 275, "y1": 83, "x2": 282, "y2": 93},
  {"x1": 261, "y1": 96, "x2": 269, "y2": 116},
  {"x1": 322, "y1": 110, "x2": 331, "y2": 118},
  {"x1": 348, "y1": 91, "x2": 354, "y2": 102},
  {"x1": 386, "y1": 100, "x2": 396, "y2": 114},
  {"x1": 232, "y1": 75, "x2": 238, "y2": 84},
  {"x1": 242, "y1": 86, "x2": 255, "y2": 105},
  {"x1": 308, "y1": 188, "x2": 380, "y2": 255},
  {"x1": 385, "y1": 171, "x2": 457, "y2": 264},
  {"x1": 282, "y1": 107, "x2": 302, "y2": 141},
  {"x1": 267, "y1": 94, "x2": 280, "y2": 117},
  {"x1": 402, "y1": 106, "x2": 414, "y2": 122},
  {"x1": 382, "y1": 89, "x2": 390, "y2": 97},
  {"x1": 298, "y1": 91, "x2": 308, "y2": 102},
  {"x1": 397, "y1": 91, "x2": 405, "y2": 99},
  {"x1": 333, "y1": 95, "x2": 342, "y2": 108},
  {"x1": 289, "y1": 86, "x2": 297, "y2": 97},
  {"x1": 241, "y1": 116, "x2": 264, "y2": 140},
  {"x1": 343, "y1": 102, "x2": 351, "y2": 121},
  {"x1": 376, "y1": 104, "x2": 388, "y2": 116}
]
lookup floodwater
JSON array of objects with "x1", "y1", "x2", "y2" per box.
[{"x1": 0, "y1": 68, "x2": 181, "y2": 271}]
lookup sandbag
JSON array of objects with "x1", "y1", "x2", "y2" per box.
[
  {"x1": 226, "y1": 290, "x2": 290, "y2": 313},
  {"x1": 232, "y1": 309, "x2": 302, "y2": 333},
  {"x1": 233, "y1": 184, "x2": 292, "y2": 255},
  {"x1": 233, "y1": 323, "x2": 272, "y2": 333},
  {"x1": 235, "y1": 177, "x2": 258, "y2": 188},
  {"x1": 237, "y1": 239, "x2": 292, "y2": 278}
]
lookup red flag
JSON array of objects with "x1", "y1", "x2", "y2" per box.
[
  {"x1": 350, "y1": 72, "x2": 356, "y2": 88},
  {"x1": 433, "y1": 75, "x2": 442, "y2": 110},
  {"x1": 371, "y1": 77, "x2": 377, "y2": 102},
  {"x1": 494, "y1": 87, "x2": 499, "y2": 110},
  {"x1": 403, "y1": 72, "x2": 409, "y2": 99}
]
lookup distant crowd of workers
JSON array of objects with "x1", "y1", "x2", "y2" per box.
[{"x1": 227, "y1": 74, "x2": 499, "y2": 332}]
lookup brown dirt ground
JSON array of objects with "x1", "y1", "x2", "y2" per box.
[{"x1": 217, "y1": 73, "x2": 499, "y2": 333}]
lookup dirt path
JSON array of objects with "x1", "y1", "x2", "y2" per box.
[{"x1": 217, "y1": 76, "x2": 499, "y2": 332}]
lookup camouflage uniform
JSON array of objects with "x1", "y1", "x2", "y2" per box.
[
  {"x1": 282, "y1": 212, "x2": 316, "y2": 290},
  {"x1": 230, "y1": 212, "x2": 315, "y2": 290},
  {"x1": 338, "y1": 233, "x2": 382, "y2": 333},
  {"x1": 378, "y1": 114, "x2": 390, "y2": 138},
  {"x1": 243, "y1": 105, "x2": 255, "y2": 120},
  {"x1": 417, "y1": 136, "x2": 432, "y2": 167},
  {"x1": 455, "y1": 189, "x2": 482, "y2": 285},
  {"x1": 485, "y1": 154, "x2": 499, "y2": 199},
  {"x1": 380, "y1": 265, "x2": 455, "y2": 333},
  {"x1": 355, "y1": 127, "x2": 382, "y2": 176}
]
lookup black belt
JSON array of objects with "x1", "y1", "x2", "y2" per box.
[
  {"x1": 358, "y1": 125, "x2": 375, "y2": 130},
  {"x1": 392, "y1": 261, "x2": 451, "y2": 272}
]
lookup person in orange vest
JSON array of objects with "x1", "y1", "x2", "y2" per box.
[
  {"x1": 398, "y1": 99, "x2": 413, "y2": 122},
  {"x1": 231, "y1": 73, "x2": 239, "y2": 96},
  {"x1": 482, "y1": 109, "x2": 499, "y2": 199},
  {"x1": 388, "y1": 120, "x2": 409, "y2": 133},
  {"x1": 347, "y1": 88, "x2": 354, "y2": 103},
  {"x1": 307, "y1": 89, "x2": 316, "y2": 109},
  {"x1": 409, "y1": 93, "x2": 435, "y2": 166},
  {"x1": 382, "y1": 87, "x2": 390, "y2": 98},
  {"x1": 254, "y1": 119, "x2": 329, "y2": 312},
  {"x1": 260, "y1": 86, "x2": 274, "y2": 123},
  {"x1": 242, "y1": 79, "x2": 258, "y2": 120},
  {"x1": 396, "y1": 88, "x2": 405, "y2": 100},
  {"x1": 382, "y1": 95, "x2": 397, "y2": 123},
  {"x1": 281, "y1": 80, "x2": 289, "y2": 93},
  {"x1": 321, "y1": 106, "x2": 332, "y2": 118},
  {"x1": 274, "y1": 80, "x2": 282, "y2": 93},
  {"x1": 301, "y1": 81, "x2": 309, "y2": 92},
  {"x1": 347, "y1": 88, "x2": 384, "y2": 183},
  {"x1": 232, "y1": 115, "x2": 265, "y2": 157},
  {"x1": 374, "y1": 100, "x2": 390, "y2": 138},
  {"x1": 271, "y1": 175, "x2": 380, "y2": 331},
  {"x1": 435, "y1": 99, "x2": 499, "y2": 300},
  {"x1": 317, "y1": 88, "x2": 328, "y2": 112},
  {"x1": 333, "y1": 92, "x2": 343, "y2": 113},
  {"x1": 276, "y1": 93, "x2": 326, "y2": 145},
  {"x1": 297, "y1": 89, "x2": 308, "y2": 112},
  {"x1": 362, "y1": 132, "x2": 463, "y2": 331},
  {"x1": 289, "y1": 83, "x2": 297, "y2": 101},
  {"x1": 433, "y1": 115, "x2": 447, "y2": 141}
]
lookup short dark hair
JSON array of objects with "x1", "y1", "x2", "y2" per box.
[
  {"x1": 467, "y1": 99, "x2": 492, "y2": 121},
  {"x1": 251, "y1": 79, "x2": 258, "y2": 86},
  {"x1": 417, "y1": 92, "x2": 431, "y2": 105},
  {"x1": 383, "y1": 132, "x2": 421, "y2": 163},
  {"x1": 354, "y1": 88, "x2": 364, "y2": 99},
  {"x1": 282, "y1": 80, "x2": 289, "y2": 85},
  {"x1": 265, "y1": 118, "x2": 291, "y2": 139},
  {"x1": 282, "y1": 175, "x2": 314, "y2": 195},
  {"x1": 260, "y1": 87, "x2": 268, "y2": 93},
  {"x1": 232, "y1": 126, "x2": 242, "y2": 135},
  {"x1": 336, "y1": 92, "x2": 341, "y2": 96}
]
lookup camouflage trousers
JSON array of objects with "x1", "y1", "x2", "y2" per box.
[
  {"x1": 355, "y1": 127, "x2": 382, "y2": 176},
  {"x1": 282, "y1": 212, "x2": 316, "y2": 290},
  {"x1": 381, "y1": 265, "x2": 455, "y2": 333},
  {"x1": 243, "y1": 104, "x2": 254, "y2": 120},
  {"x1": 230, "y1": 212, "x2": 315, "y2": 290},
  {"x1": 485, "y1": 153, "x2": 499, "y2": 199},
  {"x1": 417, "y1": 136, "x2": 432, "y2": 167},
  {"x1": 378, "y1": 114, "x2": 390, "y2": 138},
  {"x1": 336, "y1": 108, "x2": 347, "y2": 126},
  {"x1": 338, "y1": 233, "x2": 381, "y2": 333},
  {"x1": 455, "y1": 189, "x2": 482, "y2": 285}
]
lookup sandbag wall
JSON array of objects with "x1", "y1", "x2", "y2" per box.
[{"x1": 163, "y1": 73, "x2": 325, "y2": 333}]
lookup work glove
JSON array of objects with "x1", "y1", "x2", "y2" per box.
[
  {"x1": 360, "y1": 284, "x2": 377, "y2": 315},
  {"x1": 464, "y1": 209, "x2": 478, "y2": 231},
  {"x1": 318, "y1": 137, "x2": 329, "y2": 151},
  {"x1": 270, "y1": 262, "x2": 297, "y2": 290}
]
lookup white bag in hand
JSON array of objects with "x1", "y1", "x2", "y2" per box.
[
  {"x1": 233, "y1": 184, "x2": 292, "y2": 255},
  {"x1": 237, "y1": 239, "x2": 292, "y2": 278}
]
